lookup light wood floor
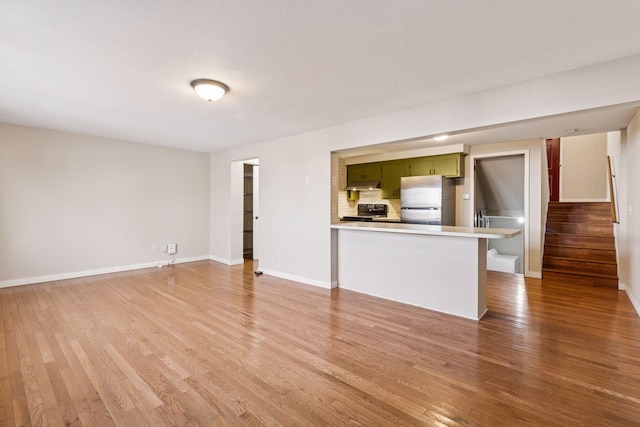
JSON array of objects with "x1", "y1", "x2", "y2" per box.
[{"x1": 1, "y1": 261, "x2": 640, "y2": 426}]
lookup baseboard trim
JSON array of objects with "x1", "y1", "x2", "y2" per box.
[
  {"x1": 259, "y1": 268, "x2": 333, "y2": 289},
  {"x1": 0, "y1": 255, "x2": 210, "y2": 289},
  {"x1": 625, "y1": 285, "x2": 640, "y2": 317},
  {"x1": 526, "y1": 270, "x2": 542, "y2": 279},
  {"x1": 209, "y1": 256, "x2": 245, "y2": 265}
]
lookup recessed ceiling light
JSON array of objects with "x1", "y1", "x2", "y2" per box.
[
  {"x1": 190, "y1": 79, "x2": 229, "y2": 102},
  {"x1": 565, "y1": 129, "x2": 578, "y2": 134},
  {"x1": 434, "y1": 135, "x2": 448, "y2": 141}
]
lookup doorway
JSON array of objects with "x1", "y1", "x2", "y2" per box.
[
  {"x1": 546, "y1": 138, "x2": 560, "y2": 202},
  {"x1": 243, "y1": 163, "x2": 255, "y2": 259},
  {"x1": 231, "y1": 158, "x2": 260, "y2": 264},
  {"x1": 471, "y1": 152, "x2": 528, "y2": 275},
  {"x1": 243, "y1": 160, "x2": 260, "y2": 261}
]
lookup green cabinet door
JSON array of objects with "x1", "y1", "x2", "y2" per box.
[
  {"x1": 347, "y1": 162, "x2": 382, "y2": 187},
  {"x1": 432, "y1": 154, "x2": 462, "y2": 177},
  {"x1": 408, "y1": 157, "x2": 434, "y2": 176},
  {"x1": 381, "y1": 160, "x2": 409, "y2": 199},
  {"x1": 408, "y1": 154, "x2": 464, "y2": 178}
]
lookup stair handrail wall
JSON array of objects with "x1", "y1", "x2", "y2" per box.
[{"x1": 607, "y1": 155, "x2": 619, "y2": 224}]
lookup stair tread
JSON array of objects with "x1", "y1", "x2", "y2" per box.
[
  {"x1": 547, "y1": 220, "x2": 612, "y2": 224},
  {"x1": 543, "y1": 255, "x2": 617, "y2": 265},
  {"x1": 543, "y1": 244, "x2": 616, "y2": 253},
  {"x1": 545, "y1": 232, "x2": 614, "y2": 238},
  {"x1": 547, "y1": 220, "x2": 613, "y2": 227},
  {"x1": 544, "y1": 203, "x2": 618, "y2": 288},
  {"x1": 542, "y1": 268, "x2": 618, "y2": 279}
]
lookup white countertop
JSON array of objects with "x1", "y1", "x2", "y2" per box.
[{"x1": 331, "y1": 221, "x2": 520, "y2": 239}]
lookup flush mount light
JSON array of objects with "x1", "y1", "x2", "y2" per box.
[
  {"x1": 190, "y1": 79, "x2": 229, "y2": 102},
  {"x1": 434, "y1": 135, "x2": 448, "y2": 141}
]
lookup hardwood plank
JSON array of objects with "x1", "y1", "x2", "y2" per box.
[
  {"x1": 3, "y1": 316, "x2": 28, "y2": 425},
  {"x1": 54, "y1": 333, "x2": 115, "y2": 427},
  {"x1": 1, "y1": 261, "x2": 640, "y2": 426}
]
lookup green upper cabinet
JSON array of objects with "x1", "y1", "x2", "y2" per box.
[
  {"x1": 346, "y1": 162, "x2": 382, "y2": 186},
  {"x1": 408, "y1": 157, "x2": 433, "y2": 176},
  {"x1": 408, "y1": 153, "x2": 464, "y2": 178},
  {"x1": 433, "y1": 153, "x2": 463, "y2": 177},
  {"x1": 381, "y1": 159, "x2": 409, "y2": 199},
  {"x1": 346, "y1": 154, "x2": 464, "y2": 197}
]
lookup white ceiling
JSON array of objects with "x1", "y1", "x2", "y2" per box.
[{"x1": 2, "y1": 1, "x2": 640, "y2": 153}]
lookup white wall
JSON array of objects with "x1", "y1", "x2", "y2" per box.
[
  {"x1": 560, "y1": 133, "x2": 608, "y2": 201},
  {"x1": 210, "y1": 134, "x2": 332, "y2": 287},
  {"x1": 608, "y1": 131, "x2": 626, "y2": 290},
  {"x1": 620, "y1": 113, "x2": 640, "y2": 312},
  {"x1": 0, "y1": 123, "x2": 210, "y2": 286},
  {"x1": 210, "y1": 56, "x2": 640, "y2": 288}
]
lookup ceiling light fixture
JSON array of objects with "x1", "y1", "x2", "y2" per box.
[
  {"x1": 190, "y1": 79, "x2": 229, "y2": 102},
  {"x1": 434, "y1": 135, "x2": 448, "y2": 141}
]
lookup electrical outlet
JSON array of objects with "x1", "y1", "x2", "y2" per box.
[
  {"x1": 162, "y1": 244, "x2": 168, "y2": 252},
  {"x1": 167, "y1": 243, "x2": 177, "y2": 255},
  {"x1": 152, "y1": 244, "x2": 158, "y2": 252}
]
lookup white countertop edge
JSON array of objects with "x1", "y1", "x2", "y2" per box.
[{"x1": 330, "y1": 222, "x2": 521, "y2": 239}]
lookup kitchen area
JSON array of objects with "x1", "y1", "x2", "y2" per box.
[
  {"x1": 337, "y1": 152, "x2": 463, "y2": 224},
  {"x1": 331, "y1": 147, "x2": 521, "y2": 320}
]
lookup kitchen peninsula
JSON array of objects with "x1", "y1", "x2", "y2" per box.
[{"x1": 330, "y1": 222, "x2": 520, "y2": 320}]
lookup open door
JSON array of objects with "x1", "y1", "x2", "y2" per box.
[
  {"x1": 252, "y1": 164, "x2": 260, "y2": 260},
  {"x1": 242, "y1": 160, "x2": 260, "y2": 260},
  {"x1": 243, "y1": 164, "x2": 254, "y2": 259},
  {"x1": 546, "y1": 138, "x2": 560, "y2": 202}
]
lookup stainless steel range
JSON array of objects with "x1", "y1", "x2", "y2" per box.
[{"x1": 341, "y1": 204, "x2": 388, "y2": 222}]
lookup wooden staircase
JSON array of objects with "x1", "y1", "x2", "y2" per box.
[{"x1": 542, "y1": 202, "x2": 618, "y2": 288}]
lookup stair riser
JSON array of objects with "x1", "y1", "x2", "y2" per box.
[
  {"x1": 546, "y1": 222, "x2": 613, "y2": 236},
  {"x1": 547, "y1": 214, "x2": 612, "y2": 223},
  {"x1": 544, "y1": 234, "x2": 615, "y2": 250},
  {"x1": 543, "y1": 246, "x2": 617, "y2": 263},
  {"x1": 544, "y1": 203, "x2": 618, "y2": 288},
  {"x1": 548, "y1": 202, "x2": 611, "y2": 211},
  {"x1": 542, "y1": 270, "x2": 618, "y2": 289},
  {"x1": 543, "y1": 258, "x2": 618, "y2": 276}
]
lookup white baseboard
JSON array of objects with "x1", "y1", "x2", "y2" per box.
[
  {"x1": 259, "y1": 268, "x2": 333, "y2": 289},
  {"x1": 526, "y1": 270, "x2": 542, "y2": 279},
  {"x1": 209, "y1": 255, "x2": 245, "y2": 265},
  {"x1": 625, "y1": 285, "x2": 640, "y2": 317},
  {"x1": 0, "y1": 255, "x2": 210, "y2": 289}
]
